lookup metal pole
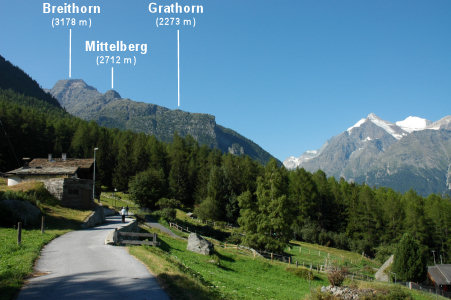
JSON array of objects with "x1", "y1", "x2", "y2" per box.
[
  {"x1": 93, "y1": 148, "x2": 98, "y2": 202},
  {"x1": 17, "y1": 222, "x2": 22, "y2": 245},
  {"x1": 41, "y1": 216, "x2": 45, "y2": 234}
]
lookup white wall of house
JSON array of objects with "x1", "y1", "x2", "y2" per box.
[{"x1": 7, "y1": 176, "x2": 22, "y2": 186}]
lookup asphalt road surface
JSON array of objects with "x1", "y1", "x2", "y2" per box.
[
  {"x1": 17, "y1": 216, "x2": 169, "y2": 300},
  {"x1": 145, "y1": 215, "x2": 182, "y2": 240}
]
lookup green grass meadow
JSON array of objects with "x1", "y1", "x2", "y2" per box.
[
  {"x1": 131, "y1": 226, "x2": 328, "y2": 300},
  {"x1": 131, "y1": 225, "x2": 446, "y2": 300}
]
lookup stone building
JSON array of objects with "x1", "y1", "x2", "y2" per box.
[{"x1": 6, "y1": 154, "x2": 95, "y2": 209}]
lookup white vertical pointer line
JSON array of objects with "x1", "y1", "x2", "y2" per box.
[
  {"x1": 111, "y1": 67, "x2": 114, "y2": 89},
  {"x1": 177, "y1": 29, "x2": 180, "y2": 107},
  {"x1": 69, "y1": 29, "x2": 72, "y2": 78}
]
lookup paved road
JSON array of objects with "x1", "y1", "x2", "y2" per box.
[
  {"x1": 144, "y1": 216, "x2": 183, "y2": 240},
  {"x1": 18, "y1": 216, "x2": 169, "y2": 300}
]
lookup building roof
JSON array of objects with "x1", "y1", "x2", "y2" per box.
[
  {"x1": 29, "y1": 158, "x2": 94, "y2": 169},
  {"x1": 428, "y1": 264, "x2": 451, "y2": 285},
  {"x1": 6, "y1": 158, "x2": 93, "y2": 176}
]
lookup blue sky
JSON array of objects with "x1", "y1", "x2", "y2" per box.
[{"x1": 1, "y1": 0, "x2": 450, "y2": 161}]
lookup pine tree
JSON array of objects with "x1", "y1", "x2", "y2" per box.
[
  {"x1": 392, "y1": 233, "x2": 426, "y2": 282},
  {"x1": 239, "y1": 159, "x2": 291, "y2": 252}
]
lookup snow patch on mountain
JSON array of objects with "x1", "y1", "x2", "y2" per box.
[
  {"x1": 348, "y1": 113, "x2": 407, "y2": 140},
  {"x1": 396, "y1": 116, "x2": 431, "y2": 133},
  {"x1": 347, "y1": 118, "x2": 366, "y2": 132},
  {"x1": 283, "y1": 150, "x2": 320, "y2": 169}
]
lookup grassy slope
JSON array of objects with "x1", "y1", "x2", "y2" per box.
[
  {"x1": 131, "y1": 227, "x2": 328, "y2": 300},
  {"x1": 131, "y1": 226, "x2": 444, "y2": 300},
  {"x1": 0, "y1": 178, "x2": 92, "y2": 300},
  {"x1": 172, "y1": 209, "x2": 380, "y2": 276}
]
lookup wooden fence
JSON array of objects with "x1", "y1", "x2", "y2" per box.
[
  {"x1": 190, "y1": 218, "x2": 236, "y2": 229},
  {"x1": 169, "y1": 222, "x2": 191, "y2": 233},
  {"x1": 115, "y1": 230, "x2": 159, "y2": 246}
]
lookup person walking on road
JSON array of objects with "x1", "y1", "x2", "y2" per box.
[{"x1": 120, "y1": 207, "x2": 127, "y2": 223}]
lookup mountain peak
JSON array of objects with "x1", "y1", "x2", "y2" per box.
[
  {"x1": 54, "y1": 79, "x2": 95, "y2": 91},
  {"x1": 347, "y1": 113, "x2": 407, "y2": 140},
  {"x1": 104, "y1": 90, "x2": 121, "y2": 100},
  {"x1": 367, "y1": 112, "x2": 381, "y2": 120}
]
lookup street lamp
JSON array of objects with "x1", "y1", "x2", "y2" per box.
[
  {"x1": 113, "y1": 188, "x2": 117, "y2": 208},
  {"x1": 93, "y1": 147, "x2": 99, "y2": 203}
]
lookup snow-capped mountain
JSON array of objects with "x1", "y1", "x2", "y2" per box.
[
  {"x1": 347, "y1": 113, "x2": 407, "y2": 140},
  {"x1": 284, "y1": 150, "x2": 320, "y2": 170},
  {"x1": 284, "y1": 113, "x2": 451, "y2": 196},
  {"x1": 396, "y1": 116, "x2": 431, "y2": 133}
]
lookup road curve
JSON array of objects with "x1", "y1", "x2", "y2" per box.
[{"x1": 18, "y1": 216, "x2": 169, "y2": 300}]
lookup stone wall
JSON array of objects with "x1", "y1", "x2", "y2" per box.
[
  {"x1": 81, "y1": 206, "x2": 105, "y2": 229},
  {"x1": 61, "y1": 178, "x2": 93, "y2": 209},
  {"x1": 43, "y1": 178, "x2": 93, "y2": 209},
  {"x1": 104, "y1": 220, "x2": 138, "y2": 245},
  {"x1": 44, "y1": 178, "x2": 65, "y2": 200}
]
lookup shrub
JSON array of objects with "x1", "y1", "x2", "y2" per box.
[
  {"x1": 360, "y1": 287, "x2": 413, "y2": 300},
  {"x1": 286, "y1": 267, "x2": 315, "y2": 280},
  {"x1": 380, "y1": 288, "x2": 412, "y2": 300},
  {"x1": 225, "y1": 232, "x2": 243, "y2": 244},
  {"x1": 327, "y1": 267, "x2": 347, "y2": 287},
  {"x1": 158, "y1": 208, "x2": 176, "y2": 221}
]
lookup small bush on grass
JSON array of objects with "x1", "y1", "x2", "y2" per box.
[
  {"x1": 360, "y1": 287, "x2": 413, "y2": 300},
  {"x1": 158, "y1": 208, "x2": 176, "y2": 221},
  {"x1": 327, "y1": 267, "x2": 347, "y2": 287},
  {"x1": 286, "y1": 267, "x2": 316, "y2": 280}
]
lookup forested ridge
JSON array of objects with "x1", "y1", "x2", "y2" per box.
[{"x1": 0, "y1": 58, "x2": 449, "y2": 275}]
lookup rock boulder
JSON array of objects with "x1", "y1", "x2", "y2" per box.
[{"x1": 187, "y1": 233, "x2": 213, "y2": 255}]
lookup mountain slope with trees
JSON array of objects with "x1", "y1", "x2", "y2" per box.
[
  {"x1": 0, "y1": 55, "x2": 61, "y2": 108},
  {"x1": 49, "y1": 79, "x2": 275, "y2": 165}
]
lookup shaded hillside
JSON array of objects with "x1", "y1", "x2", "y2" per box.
[{"x1": 0, "y1": 55, "x2": 61, "y2": 108}]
